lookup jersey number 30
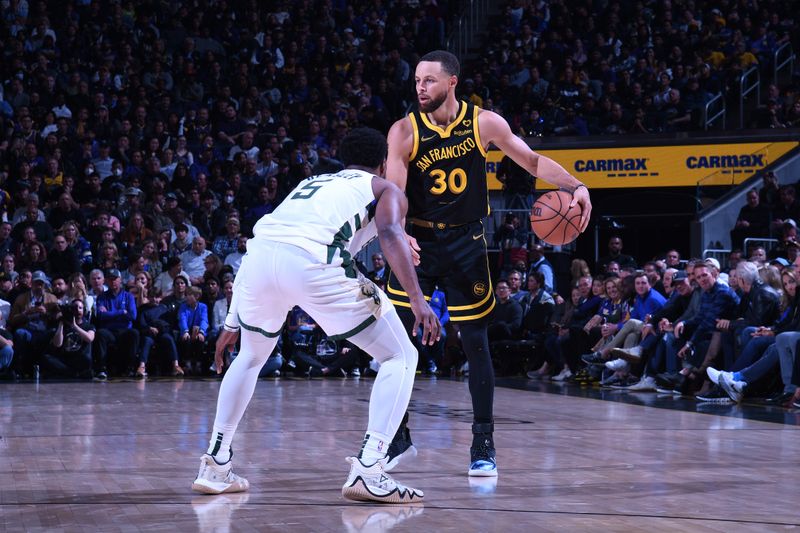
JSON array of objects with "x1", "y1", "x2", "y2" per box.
[{"x1": 429, "y1": 168, "x2": 467, "y2": 195}]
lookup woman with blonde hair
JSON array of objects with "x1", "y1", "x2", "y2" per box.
[
  {"x1": 96, "y1": 242, "x2": 122, "y2": 271},
  {"x1": 61, "y1": 220, "x2": 93, "y2": 269}
]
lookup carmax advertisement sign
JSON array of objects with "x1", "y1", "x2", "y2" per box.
[{"x1": 485, "y1": 141, "x2": 798, "y2": 190}]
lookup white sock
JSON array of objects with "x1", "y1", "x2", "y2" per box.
[
  {"x1": 207, "y1": 429, "x2": 233, "y2": 464},
  {"x1": 358, "y1": 431, "x2": 392, "y2": 465}
]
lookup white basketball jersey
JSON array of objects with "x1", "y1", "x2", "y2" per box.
[{"x1": 252, "y1": 169, "x2": 378, "y2": 275}]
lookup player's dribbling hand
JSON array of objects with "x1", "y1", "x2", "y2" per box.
[
  {"x1": 405, "y1": 234, "x2": 421, "y2": 266},
  {"x1": 410, "y1": 297, "x2": 441, "y2": 346},
  {"x1": 570, "y1": 185, "x2": 592, "y2": 232},
  {"x1": 215, "y1": 329, "x2": 239, "y2": 374}
]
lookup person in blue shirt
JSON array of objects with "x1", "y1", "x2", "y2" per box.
[
  {"x1": 178, "y1": 286, "x2": 209, "y2": 374},
  {"x1": 583, "y1": 271, "x2": 668, "y2": 367},
  {"x1": 417, "y1": 288, "x2": 449, "y2": 375},
  {"x1": 93, "y1": 268, "x2": 139, "y2": 379}
]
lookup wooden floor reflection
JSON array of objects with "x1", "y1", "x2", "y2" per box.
[{"x1": 2, "y1": 376, "x2": 799, "y2": 532}]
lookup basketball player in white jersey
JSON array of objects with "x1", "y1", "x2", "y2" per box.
[{"x1": 191, "y1": 128, "x2": 440, "y2": 503}]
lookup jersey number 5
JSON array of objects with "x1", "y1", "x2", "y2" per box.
[
  {"x1": 429, "y1": 168, "x2": 467, "y2": 195},
  {"x1": 291, "y1": 178, "x2": 333, "y2": 200}
]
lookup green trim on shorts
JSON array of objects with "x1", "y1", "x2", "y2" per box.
[
  {"x1": 237, "y1": 313, "x2": 283, "y2": 338},
  {"x1": 327, "y1": 315, "x2": 377, "y2": 341}
]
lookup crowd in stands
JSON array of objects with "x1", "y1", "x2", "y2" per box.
[
  {"x1": 484, "y1": 229, "x2": 800, "y2": 409},
  {"x1": 467, "y1": 0, "x2": 799, "y2": 136},
  {"x1": 0, "y1": 0, "x2": 454, "y2": 380},
  {"x1": 0, "y1": 0, "x2": 799, "y2": 397}
]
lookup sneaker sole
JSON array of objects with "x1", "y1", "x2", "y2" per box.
[
  {"x1": 341, "y1": 476, "x2": 424, "y2": 503},
  {"x1": 191, "y1": 478, "x2": 249, "y2": 495},
  {"x1": 468, "y1": 466, "x2": 498, "y2": 477},
  {"x1": 695, "y1": 397, "x2": 733, "y2": 404},
  {"x1": 384, "y1": 445, "x2": 417, "y2": 473}
]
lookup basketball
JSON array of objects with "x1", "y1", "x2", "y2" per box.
[{"x1": 530, "y1": 190, "x2": 583, "y2": 246}]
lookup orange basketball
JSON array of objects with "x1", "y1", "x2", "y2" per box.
[{"x1": 530, "y1": 190, "x2": 583, "y2": 246}]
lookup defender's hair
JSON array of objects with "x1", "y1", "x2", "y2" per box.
[{"x1": 339, "y1": 127, "x2": 388, "y2": 169}]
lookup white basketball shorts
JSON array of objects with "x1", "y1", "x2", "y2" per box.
[{"x1": 234, "y1": 238, "x2": 394, "y2": 340}]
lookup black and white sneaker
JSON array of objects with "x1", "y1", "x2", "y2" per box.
[
  {"x1": 341, "y1": 457, "x2": 423, "y2": 503},
  {"x1": 696, "y1": 385, "x2": 733, "y2": 404},
  {"x1": 384, "y1": 425, "x2": 417, "y2": 472}
]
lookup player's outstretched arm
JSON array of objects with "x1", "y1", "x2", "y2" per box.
[
  {"x1": 372, "y1": 178, "x2": 440, "y2": 345},
  {"x1": 479, "y1": 110, "x2": 592, "y2": 232}
]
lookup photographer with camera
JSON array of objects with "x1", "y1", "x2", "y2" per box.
[
  {"x1": 8, "y1": 270, "x2": 57, "y2": 377},
  {"x1": 40, "y1": 299, "x2": 96, "y2": 379}
]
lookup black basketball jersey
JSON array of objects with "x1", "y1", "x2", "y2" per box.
[{"x1": 407, "y1": 101, "x2": 489, "y2": 224}]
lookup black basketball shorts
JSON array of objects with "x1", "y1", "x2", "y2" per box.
[{"x1": 386, "y1": 220, "x2": 496, "y2": 323}]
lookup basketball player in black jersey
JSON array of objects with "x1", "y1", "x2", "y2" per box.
[{"x1": 384, "y1": 50, "x2": 592, "y2": 477}]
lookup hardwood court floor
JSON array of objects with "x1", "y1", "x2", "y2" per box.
[{"x1": 1, "y1": 376, "x2": 799, "y2": 532}]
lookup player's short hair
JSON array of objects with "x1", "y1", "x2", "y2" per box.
[
  {"x1": 419, "y1": 50, "x2": 460, "y2": 77},
  {"x1": 339, "y1": 127, "x2": 387, "y2": 169}
]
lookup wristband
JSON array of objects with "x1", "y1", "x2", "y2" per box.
[
  {"x1": 573, "y1": 183, "x2": 587, "y2": 193},
  {"x1": 223, "y1": 323, "x2": 240, "y2": 333}
]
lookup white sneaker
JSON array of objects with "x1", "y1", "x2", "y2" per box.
[
  {"x1": 604, "y1": 358, "x2": 629, "y2": 371},
  {"x1": 191, "y1": 454, "x2": 250, "y2": 495},
  {"x1": 628, "y1": 375, "x2": 657, "y2": 391},
  {"x1": 719, "y1": 373, "x2": 745, "y2": 403},
  {"x1": 706, "y1": 366, "x2": 724, "y2": 385},
  {"x1": 550, "y1": 368, "x2": 573, "y2": 381},
  {"x1": 341, "y1": 457, "x2": 424, "y2": 503},
  {"x1": 612, "y1": 345, "x2": 642, "y2": 361}
]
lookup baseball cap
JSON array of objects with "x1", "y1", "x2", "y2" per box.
[
  {"x1": 771, "y1": 257, "x2": 791, "y2": 267},
  {"x1": 31, "y1": 270, "x2": 50, "y2": 285},
  {"x1": 125, "y1": 187, "x2": 142, "y2": 196},
  {"x1": 165, "y1": 192, "x2": 178, "y2": 200},
  {"x1": 106, "y1": 268, "x2": 121, "y2": 279},
  {"x1": 672, "y1": 270, "x2": 689, "y2": 282},
  {"x1": 704, "y1": 257, "x2": 721, "y2": 270}
]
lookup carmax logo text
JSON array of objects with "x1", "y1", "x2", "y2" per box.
[{"x1": 686, "y1": 154, "x2": 765, "y2": 169}]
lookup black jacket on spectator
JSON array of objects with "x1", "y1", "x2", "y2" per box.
[
  {"x1": 136, "y1": 302, "x2": 173, "y2": 336},
  {"x1": 49, "y1": 247, "x2": 81, "y2": 280},
  {"x1": 520, "y1": 288, "x2": 555, "y2": 338},
  {"x1": 488, "y1": 298, "x2": 524, "y2": 341},
  {"x1": 733, "y1": 279, "x2": 781, "y2": 331},
  {"x1": 649, "y1": 289, "x2": 692, "y2": 328}
]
